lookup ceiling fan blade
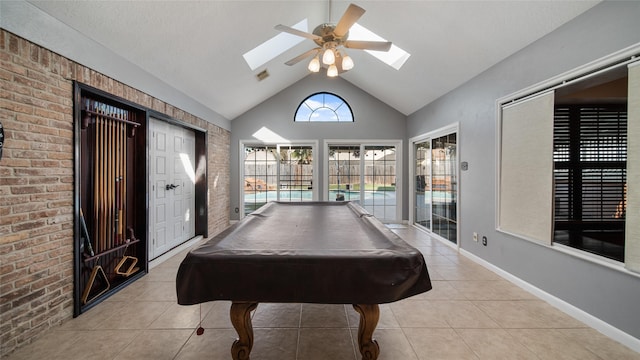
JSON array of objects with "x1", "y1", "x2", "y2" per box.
[
  {"x1": 274, "y1": 24, "x2": 321, "y2": 41},
  {"x1": 345, "y1": 40, "x2": 392, "y2": 52},
  {"x1": 333, "y1": 3, "x2": 366, "y2": 38},
  {"x1": 285, "y1": 48, "x2": 321, "y2": 66}
]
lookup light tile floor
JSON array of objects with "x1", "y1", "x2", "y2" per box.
[{"x1": 6, "y1": 225, "x2": 640, "y2": 359}]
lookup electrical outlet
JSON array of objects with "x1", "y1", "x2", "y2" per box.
[
  {"x1": 473, "y1": 232, "x2": 478, "y2": 242},
  {"x1": 482, "y1": 236, "x2": 487, "y2": 246}
]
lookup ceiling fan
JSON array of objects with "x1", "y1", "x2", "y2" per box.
[{"x1": 274, "y1": 2, "x2": 392, "y2": 77}]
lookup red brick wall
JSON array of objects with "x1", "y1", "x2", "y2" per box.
[{"x1": 0, "y1": 29, "x2": 230, "y2": 356}]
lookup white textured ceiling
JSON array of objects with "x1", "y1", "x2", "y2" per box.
[{"x1": 25, "y1": 0, "x2": 599, "y2": 120}]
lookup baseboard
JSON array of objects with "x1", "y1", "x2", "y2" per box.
[
  {"x1": 149, "y1": 235, "x2": 203, "y2": 269},
  {"x1": 459, "y1": 248, "x2": 640, "y2": 353}
]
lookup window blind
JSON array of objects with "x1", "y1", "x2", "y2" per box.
[
  {"x1": 626, "y1": 62, "x2": 640, "y2": 272},
  {"x1": 499, "y1": 91, "x2": 555, "y2": 245},
  {"x1": 553, "y1": 105, "x2": 627, "y2": 222}
]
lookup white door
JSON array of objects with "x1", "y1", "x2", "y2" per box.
[{"x1": 149, "y1": 118, "x2": 196, "y2": 260}]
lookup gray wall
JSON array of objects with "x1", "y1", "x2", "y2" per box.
[
  {"x1": 230, "y1": 75, "x2": 406, "y2": 220},
  {"x1": 407, "y1": 1, "x2": 640, "y2": 339}
]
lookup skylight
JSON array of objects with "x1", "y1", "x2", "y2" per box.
[
  {"x1": 243, "y1": 19, "x2": 308, "y2": 71},
  {"x1": 348, "y1": 23, "x2": 410, "y2": 70}
]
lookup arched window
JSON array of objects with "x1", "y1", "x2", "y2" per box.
[{"x1": 294, "y1": 92, "x2": 353, "y2": 122}]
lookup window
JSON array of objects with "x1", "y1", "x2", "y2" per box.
[
  {"x1": 348, "y1": 23, "x2": 411, "y2": 70},
  {"x1": 497, "y1": 52, "x2": 640, "y2": 271},
  {"x1": 294, "y1": 92, "x2": 353, "y2": 122},
  {"x1": 242, "y1": 19, "x2": 308, "y2": 71},
  {"x1": 553, "y1": 103, "x2": 627, "y2": 262},
  {"x1": 242, "y1": 144, "x2": 315, "y2": 216}
]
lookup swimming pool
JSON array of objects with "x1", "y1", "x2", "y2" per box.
[
  {"x1": 243, "y1": 190, "x2": 396, "y2": 213},
  {"x1": 244, "y1": 190, "x2": 392, "y2": 202}
]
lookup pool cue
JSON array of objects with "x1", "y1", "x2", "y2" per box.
[
  {"x1": 108, "y1": 105, "x2": 115, "y2": 250},
  {"x1": 114, "y1": 109, "x2": 123, "y2": 245},
  {"x1": 120, "y1": 110, "x2": 127, "y2": 242},
  {"x1": 106, "y1": 106, "x2": 112, "y2": 250},
  {"x1": 111, "y1": 107, "x2": 118, "y2": 248},
  {"x1": 100, "y1": 105, "x2": 107, "y2": 253},
  {"x1": 120, "y1": 111, "x2": 126, "y2": 242},
  {"x1": 99, "y1": 106, "x2": 106, "y2": 253},
  {"x1": 96, "y1": 105, "x2": 104, "y2": 253},
  {"x1": 79, "y1": 208, "x2": 95, "y2": 257},
  {"x1": 103, "y1": 107, "x2": 109, "y2": 252},
  {"x1": 88, "y1": 103, "x2": 137, "y2": 252},
  {"x1": 114, "y1": 112, "x2": 120, "y2": 245},
  {"x1": 92, "y1": 99, "x2": 100, "y2": 254}
]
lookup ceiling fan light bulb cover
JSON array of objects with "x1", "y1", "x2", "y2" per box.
[
  {"x1": 327, "y1": 64, "x2": 338, "y2": 77},
  {"x1": 308, "y1": 57, "x2": 320, "y2": 72},
  {"x1": 342, "y1": 55, "x2": 354, "y2": 71},
  {"x1": 323, "y1": 48, "x2": 336, "y2": 65}
]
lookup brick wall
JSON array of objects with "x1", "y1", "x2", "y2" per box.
[{"x1": 0, "y1": 29, "x2": 230, "y2": 356}]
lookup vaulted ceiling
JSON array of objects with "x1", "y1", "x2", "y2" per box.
[{"x1": 22, "y1": 1, "x2": 599, "y2": 120}]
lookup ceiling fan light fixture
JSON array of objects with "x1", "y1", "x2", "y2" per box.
[
  {"x1": 308, "y1": 56, "x2": 321, "y2": 72},
  {"x1": 341, "y1": 53, "x2": 354, "y2": 71},
  {"x1": 322, "y1": 48, "x2": 336, "y2": 65},
  {"x1": 275, "y1": 3, "x2": 394, "y2": 77},
  {"x1": 327, "y1": 64, "x2": 338, "y2": 77}
]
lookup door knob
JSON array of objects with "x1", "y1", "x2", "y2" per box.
[{"x1": 165, "y1": 184, "x2": 180, "y2": 190}]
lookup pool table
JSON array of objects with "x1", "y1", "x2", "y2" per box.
[{"x1": 176, "y1": 201, "x2": 432, "y2": 360}]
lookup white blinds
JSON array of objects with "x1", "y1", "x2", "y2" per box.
[
  {"x1": 625, "y1": 62, "x2": 640, "y2": 273},
  {"x1": 499, "y1": 91, "x2": 555, "y2": 245}
]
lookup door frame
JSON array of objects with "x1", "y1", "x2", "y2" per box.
[
  {"x1": 409, "y1": 123, "x2": 459, "y2": 247},
  {"x1": 147, "y1": 111, "x2": 208, "y2": 257}
]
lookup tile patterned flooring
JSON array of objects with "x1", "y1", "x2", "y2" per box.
[{"x1": 6, "y1": 226, "x2": 640, "y2": 359}]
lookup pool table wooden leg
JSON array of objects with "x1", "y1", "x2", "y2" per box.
[
  {"x1": 230, "y1": 301, "x2": 258, "y2": 360},
  {"x1": 353, "y1": 304, "x2": 380, "y2": 360}
]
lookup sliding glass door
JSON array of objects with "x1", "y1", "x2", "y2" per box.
[
  {"x1": 278, "y1": 145, "x2": 314, "y2": 202},
  {"x1": 327, "y1": 142, "x2": 400, "y2": 222},
  {"x1": 242, "y1": 143, "x2": 315, "y2": 216},
  {"x1": 363, "y1": 145, "x2": 397, "y2": 220},
  {"x1": 431, "y1": 133, "x2": 457, "y2": 243},
  {"x1": 243, "y1": 145, "x2": 278, "y2": 215},
  {"x1": 327, "y1": 145, "x2": 360, "y2": 202},
  {"x1": 414, "y1": 140, "x2": 431, "y2": 230},
  {"x1": 411, "y1": 127, "x2": 458, "y2": 244}
]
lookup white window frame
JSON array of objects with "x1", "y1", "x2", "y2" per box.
[
  {"x1": 294, "y1": 92, "x2": 354, "y2": 123},
  {"x1": 239, "y1": 139, "x2": 318, "y2": 220}
]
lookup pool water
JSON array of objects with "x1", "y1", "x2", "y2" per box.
[
  {"x1": 244, "y1": 190, "x2": 391, "y2": 203},
  {"x1": 243, "y1": 190, "x2": 397, "y2": 213}
]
